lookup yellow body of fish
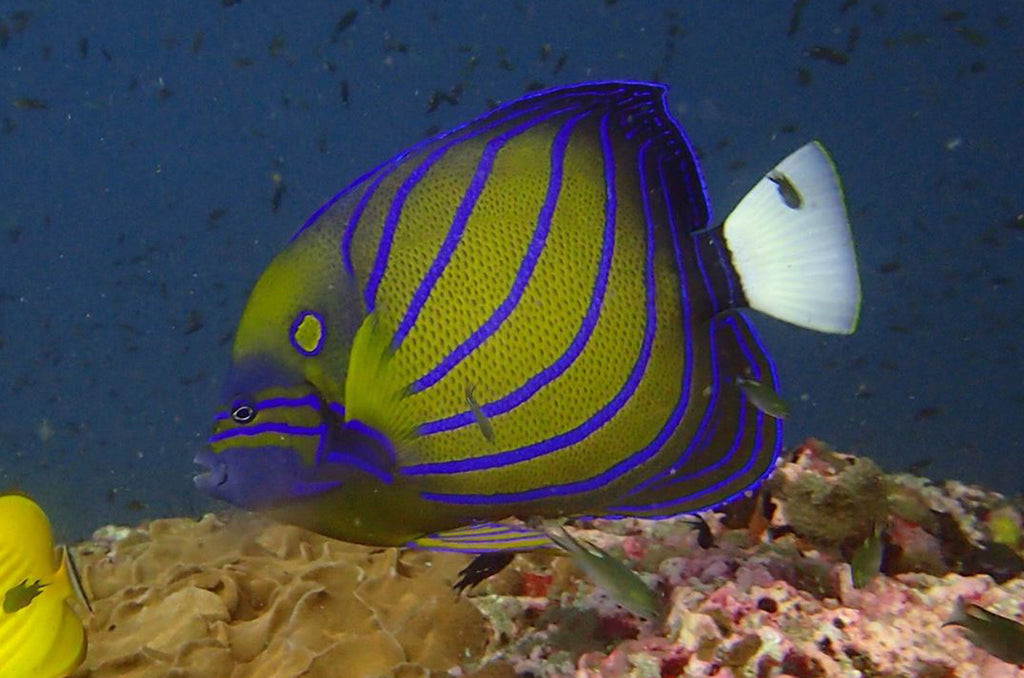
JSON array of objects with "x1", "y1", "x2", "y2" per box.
[
  {"x1": 196, "y1": 82, "x2": 861, "y2": 553},
  {"x1": 0, "y1": 494, "x2": 87, "y2": 678}
]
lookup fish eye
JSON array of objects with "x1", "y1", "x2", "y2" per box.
[{"x1": 231, "y1": 400, "x2": 257, "y2": 424}]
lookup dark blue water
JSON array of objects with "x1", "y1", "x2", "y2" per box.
[{"x1": 1, "y1": 1, "x2": 1021, "y2": 541}]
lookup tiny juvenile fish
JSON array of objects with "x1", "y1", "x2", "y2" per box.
[
  {"x1": 544, "y1": 522, "x2": 664, "y2": 620},
  {"x1": 465, "y1": 384, "x2": 494, "y2": 443},
  {"x1": 851, "y1": 523, "x2": 884, "y2": 588},
  {"x1": 3, "y1": 578, "x2": 46, "y2": 613},
  {"x1": 195, "y1": 81, "x2": 861, "y2": 554},
  {"x1": 737, "y1": 377, "x2": 790, "y2": 419},
  {"x1": 12, "y1": 97, "x2": 48, "y2": 111},
  {"x1": 767, "y1": 171, "x2": 802, "y2": 209},
  {"x1": 944, "y1": 597, "x2": 1024, "y2": 666}
]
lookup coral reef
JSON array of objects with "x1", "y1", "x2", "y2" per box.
[
  {"x1": 71, "y1": 514, "x2": 513, "y2": 678},
  {"x1": 66, "y1": 440, "x2": 1024, "y2": 677}
]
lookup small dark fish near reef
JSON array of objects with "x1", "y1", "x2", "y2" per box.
[{"x1": 944, "y1": 597, "x2": 1024, "y2": 666}]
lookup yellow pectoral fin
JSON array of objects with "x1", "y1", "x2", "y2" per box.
[{"x1": 344, "y1": 313, "x2": 417, "y2": 443}]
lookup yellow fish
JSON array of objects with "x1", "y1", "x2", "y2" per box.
[
  {"x1": 195, "y1": 81, "x2": 861, "y2": 553},
  {"x1": 0, "y1": 494, "x2": 87, "y2": 678}
]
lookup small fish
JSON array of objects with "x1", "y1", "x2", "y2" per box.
[
  {"x1": 787, "y1": 0, "x2": 809, "y2": 37},
  {"x1": 3, "y1": 578, "x2": 47, "y2": 613},
  {"x1": 331, "y1": 9, "x2": 358, "y2": 42},
  {"x1": 12, "y1": 97, "x2": 48, "y2": 111},
  {"x1": 543, "y1": 522, "x2": 664, "y2": 620},
  {"x1": 737, "y1": 378, "x2": 790, "y2": 419},
  {"x1": 851, "y1": 523, "x2": 884, "y2": 588},
  {"x1": 805, "y1": 45, "x2": 850, "y2": 65},
  {"x1": 465, "y1": 384, "x2": 494, "y2": 443},
  {"x1": 195, "y1": 82, "x2": 861, "y2": 554},
  {"x1": 767, "y1": 171, "x2": 802, "y2": 209},
  {"x1": 685, "y1": 515, "x2": 714, "y2": 548},
  {"x1": 944, "y1": 597, "x2": 1024, "y2": 666},
  {"x1": 0, "y1": 494, "x2": 88, "y2": 678}
]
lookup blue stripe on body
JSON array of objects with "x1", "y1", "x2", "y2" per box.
[
  {"x1": 614, "y1": 155, "x2": 710, "y2": 500},
  {"x1": 296, "y1": 85, "x2": 615, "y2": 249},
  {"x1": 345, "y1": 101, "x2": 559, "y2": 289},
  {"x1": 692, "y1": 235, "x2": 721, "y2": 315},
  {"x1": 406, "y1": 110, "x2": 592, "y2": 394},
  {"x1": 390, "y1": 106, "x2": 581, "y2": 352},
  {"x1": 417, "y1": 112, "x2": 618, "y2": 437},
  {"x1": 360, "y1": 92, "x2": 620, "y2": 313},
  {"x1": 342, "y1": 168, "x2": 393, "y2": 278},
  {"x1": 614, "y1": 313, "x2": 736, "y2": 502},
  {"x1": 413, "y1": 139, "x2": 665, "y2": 499},
  {"x1": 610, "y1": 312, "x2": 782, "y2": 514}
]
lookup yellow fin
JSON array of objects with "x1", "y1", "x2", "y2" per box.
[
  {"x1": 0, "y1": 494, "x2": 87, "y2": 678},
  {"x1": 344, "y1": 313, "x2": 417, "y2": 443}
]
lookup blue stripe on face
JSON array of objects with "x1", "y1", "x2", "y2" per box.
[
  {"x1": 343, "y1": 418, "x2": 398, "y2": 464},
  {"x1": 408, "y1": 138, "x2": 662, "y2": 490},
  {"x1": 390, "y1": 105, "x2": 581, "y2": 353},
  {"x1": 213, "y1": 394, "x2": 321, "y2": 421},
  {"x1": 323, "y1": 450, "x2": 394, "y2": 484},
  {"x1": 209, "y1": 423, "x2": 327, "y2": 443},
  {"x1": 406, "y1": 110, "x2": 592, "y2": 394},
  {"x1": 417, "y1": 112, "x2": 618, "y2": 437}
]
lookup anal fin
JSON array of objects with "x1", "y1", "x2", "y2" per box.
[{"x1": 407, "y1": 521, "x2": 558, "y2": 554}]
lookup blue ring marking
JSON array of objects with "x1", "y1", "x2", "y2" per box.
[
  {"x1": 417, "y1": 111, "x2": 618, "y2": 436},
  {"x1": 289, "y1": 310, "x2": 327, "y2": 357}
]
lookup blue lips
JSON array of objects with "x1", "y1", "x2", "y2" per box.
[{"x1": 193, "y1": 446, "x2": 339, "y2": 510}]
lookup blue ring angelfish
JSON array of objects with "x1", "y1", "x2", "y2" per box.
[{"x1": 197, "y1": 81, "x2": 862, "y2": 554}]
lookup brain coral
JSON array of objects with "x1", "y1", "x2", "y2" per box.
[{"x1": 69, "y1": 513, "x2": 514, "y2": 678}]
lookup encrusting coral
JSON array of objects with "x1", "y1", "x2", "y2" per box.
[
  {"x1": 65, "y1": 440, "x2": 1024, "y2": 678},
  {"x1": 71, "y1": 514, "x2": 514, "y2": 678}
]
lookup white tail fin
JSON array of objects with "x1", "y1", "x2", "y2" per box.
[{"x1": 723, "y1": 141, "x2": 861, "y2": 334}]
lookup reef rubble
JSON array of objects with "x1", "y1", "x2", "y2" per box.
[{"x1": 67, "y1": 440, "x2": 1023, "y2": 678}]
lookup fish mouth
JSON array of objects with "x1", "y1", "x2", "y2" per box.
[{"x1": 193, "y1": 450, "x2": 228, "y2": 493}]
